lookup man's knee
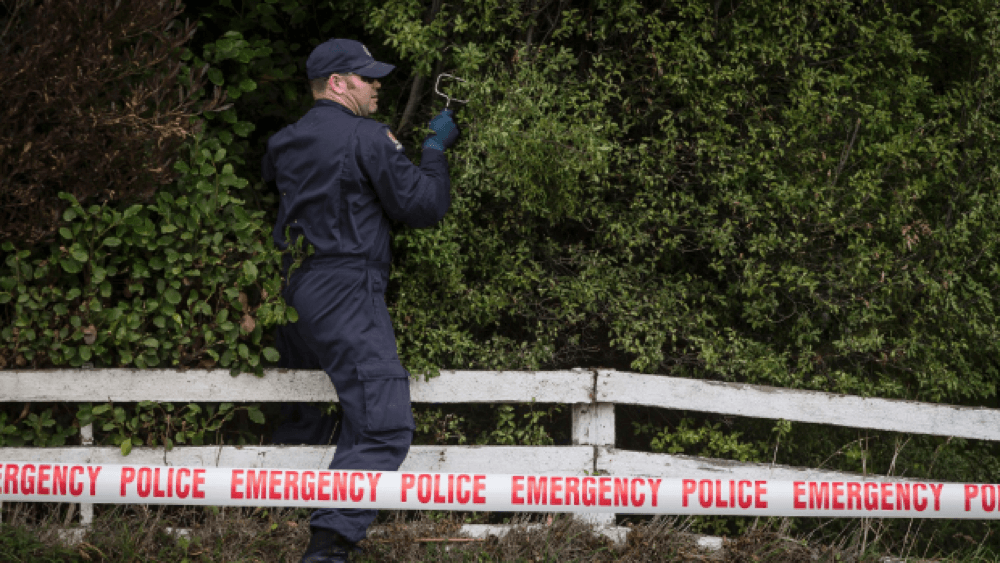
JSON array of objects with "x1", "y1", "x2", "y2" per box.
[
  {"x1": 357, "y1": 427, "x2": 413, "y2": 467},
  {"x1": 362, "y1": 426, "x2": 413, "y2": 449}
]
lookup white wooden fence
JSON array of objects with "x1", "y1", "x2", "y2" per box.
[{"x1": 3, "y1": 367, "x2": 999, "y2": 530}]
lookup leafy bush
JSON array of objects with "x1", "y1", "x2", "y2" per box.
[
  {"x1": 0, "y1": 0, "x2": 223, "y2": 245},
  {"x1": 0, "y1": 10, "x2": 293, "y2": 373}
]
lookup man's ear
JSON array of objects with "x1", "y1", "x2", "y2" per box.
[{"x1": 327, "y1": 74, "x2": 341, "y2": 94}]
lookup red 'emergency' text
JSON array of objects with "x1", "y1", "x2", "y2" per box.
[
  {"x1": 793, "y1": 482, "x2": 942, "y2": 512},
  {"x1": 511, "y1": 476, "x2": 661, "y2": 508},
  {"x1": 1, "y1": 463, "x2": 100, "y2": 497},
  {"x1": 231, "y1": 470, "x2": 381, "y2": 503}
]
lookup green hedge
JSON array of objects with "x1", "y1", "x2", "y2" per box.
[{"x1": 8, "y1": 0, "x2": 999, "y2": 397}]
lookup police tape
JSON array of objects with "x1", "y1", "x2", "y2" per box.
[{"x1": 2, "y1": 461, "x2": 1000, "y2": 519}]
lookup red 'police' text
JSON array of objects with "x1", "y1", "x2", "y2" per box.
[
  {"x1": 401, "y1": 473, "x2": 486, "y2": 505},
  {"x1": 121, "y1": 467, "x2": 205, "y2": 499},
  {"x1": 963, "y1": 485, "x2": 1000, "y2": 512},
  {"x1": 682, "y1": 479, "x2": 768, "y2": 509}
]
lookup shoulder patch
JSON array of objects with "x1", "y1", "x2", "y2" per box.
[{"x1": 385, "y1": 129, "x2": 403, "y2": 151}]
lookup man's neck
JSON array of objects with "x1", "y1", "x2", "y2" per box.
[{"x1": 316, "y1": 94, "x2": 358, "y2": 114}]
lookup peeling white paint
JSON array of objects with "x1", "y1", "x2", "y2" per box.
[
  {"x1": 597, "y1": 369, "x2": 1000, "y2": 441},
  {"x1": 571, "y1": 403, "x2": 615, "y2": 446},
  {"x1": 0, "y1": 369, "x2": 593, "y2": 404}
]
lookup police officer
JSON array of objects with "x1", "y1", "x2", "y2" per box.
[{"x1": 262, "y1": 38, "x2": 460, "y2": 563}]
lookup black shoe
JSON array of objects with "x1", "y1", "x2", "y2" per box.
[{"x1": 301, "y1": 527, "x2": 354, "y2": 563}]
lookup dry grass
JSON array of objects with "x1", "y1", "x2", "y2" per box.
[{"x1": 1, "y1": 503, "x2": 996, "y2": 562}]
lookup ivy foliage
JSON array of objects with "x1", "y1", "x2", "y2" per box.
[
  {"x1": 1, "y1": 22, "x2": 292, "y2": 374},
  {"x1": 0, "y1": 400, "x2": 267, "y2": 455},
  {"x1": 0, "y1": 1, "x2": 297, "y2": 452}
]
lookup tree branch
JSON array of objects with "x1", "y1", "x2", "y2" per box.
[{"x1": 396, "y1": 0, "x2": 442, "y2": 136}]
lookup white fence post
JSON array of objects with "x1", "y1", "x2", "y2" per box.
[
  {"x1": 571, "y1": 403, "x2": 615, "y2": 448},
  {"x1": 79, "y1": 422, "x2": 94, "y2": 526},
  {"x1": 571, "y1": 368, "x2": 616, "y2": 526},
  {"x1": 76, "y1": 362, "x2": 94, "y2": 527}
]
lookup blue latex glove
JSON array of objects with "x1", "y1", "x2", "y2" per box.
[{"x1": 422, "y1": 109, "x2": 461, "y2": 151}]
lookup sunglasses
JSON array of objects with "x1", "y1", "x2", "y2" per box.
[{"x1": 329, "y1": 74, "x2": 377, "y2": 85}]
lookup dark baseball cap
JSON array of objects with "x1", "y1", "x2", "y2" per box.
[{"x1": 306, "y1": 38, "x2": 395, "y2": 80}]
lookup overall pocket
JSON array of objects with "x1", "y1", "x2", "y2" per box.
[{"x1": 356, "y1": 360, "x2": 415, "y2": 432}]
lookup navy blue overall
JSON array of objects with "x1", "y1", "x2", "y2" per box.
[{"x1": 262, "y1": 99, "x2": 451, "y2": 543}]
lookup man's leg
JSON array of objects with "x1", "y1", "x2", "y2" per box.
[
  {"x1": 308, "y1": 365, "x2": 414, "y2": 544},
  {"x1": 291, "y1": 266, "x2": 413, "y2": 559},
  {"x1": 272, "y1": 323, "x2": 340, "y2": 446}
]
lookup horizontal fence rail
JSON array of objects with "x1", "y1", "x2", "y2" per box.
[
  {"x1": 0, "y1": 369, "x2": 594, "y2": 404},
  {"x1": 2, "y1": 367, "x2": 998, "y2": 530},
  {"x1": 3, "y1": 368, "x2": 998, "y2": 441},
  {"x1": 597, "y1": 370, "x2": 1000, "y2": 442}
]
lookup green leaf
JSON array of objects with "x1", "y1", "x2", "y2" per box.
[
  {"x1": 124, "y1": 204, "x2": 143, "y2": 219},
  {"x1": 247, "y1": 408, "x2": 265, "y2": 424},
  {"x1": 262, "y1": 347, "x2": 280, "y2": 362},
  {"x1": 60, "y1": 258, "x2": 82, "y2": 274},
  {"x1": 233, "y1": 121, "x2": 255, "y2": 137},
  {"x1": 121, "y1": 438, "x2": 133, "y2": 456},
  {"x1": 164, "y1": 288, "x2": 182, "y2": 305},
  {"x1": 104, "y1": 237, "x2": 122, "y2": 247},
  {"x1": 242, "y1": 261, "x2": 258, "y2": 281},
  {"x1": 208, "y1": 68, "x2": 224, "y2": 86},
  {"x1": 70, "y1": 246, "x2": 88, "y2": 262}
]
